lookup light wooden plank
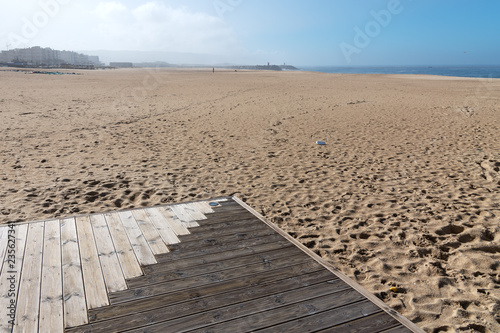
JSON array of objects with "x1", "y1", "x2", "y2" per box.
[
  {"x1": 181, "y1": 203, "x2": 207, "y2": 220},
  {"x1": 39, "y1": 220, "x2": 63, "y2": 333},
  {"x1": 13, "y1": 222, "x2": 44, "y2": 332},
  {"x1": 61, "y1": 217, "x2": 88, "y2": 328},
  {"x1": 75, "y1": 216, "x2": 109, "y2": 308},
  {"x1": 145, "y1": 207, "x2": 180, "y2": 244},
  {"x1": 131, "y1": 210, "x2": 169, "y2": 255},
  {"x1": 0, "y1": 224, "x2": 28, "y2": 333},
  {"x1": 118, "y1": 211, "x2": 156, "y2": 266},
  {"x1": 105, "y1": 213, "x2": 142, "y2": 279},
  {"x1": 193, "y1": 201, "x2": 215, "y2": 214},
  {"x1": 157, "y1": 207, "x2": 190, "y2": 236},
  {"x1": 90, "y1": 215, "x2": 127, "y2": 293},
  {"x1": 170, "y1": 205, "x2": 200, "y2": 228},
  {"x1": 0, "y1": 227, "x2": 9, "y2": 275}
]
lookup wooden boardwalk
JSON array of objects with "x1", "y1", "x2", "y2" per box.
[{"x1": 0, "y1": 197, "x2": 423, "y2": 332}]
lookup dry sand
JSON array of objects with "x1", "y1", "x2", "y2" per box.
[{"x1": 1, "y1": 68, "x2": 499, "y2": 332}]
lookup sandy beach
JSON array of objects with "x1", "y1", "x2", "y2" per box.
[{"x1": 1, "y1": 68, "x2": 499, "y2": 332}]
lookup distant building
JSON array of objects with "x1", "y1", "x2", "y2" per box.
[
  {"x1": 110, "y1": 62, "x2": 134, "y2": 68},
  {"x1": 0, "y1": 46, "x2": 100, "y2": 67}
]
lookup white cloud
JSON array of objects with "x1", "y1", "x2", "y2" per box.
[
  {"x1": 1, "y1": 1, "x2": 243, "y2": 56},
  {"x1": 89, "y1": 1, "x2": 241, "y2": 54}
]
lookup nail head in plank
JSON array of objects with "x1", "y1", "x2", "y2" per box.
[
  {"x1": 61, "y1": 217, "x2": 88, "y2": 328},
  {"x1": 39, "y1": 220, "x2": 64, "y2": 333},
  {"x1": 118, "y1": 211, "x2": 156, "y2": 266},
  {"x1": 145, "y1": 207, "x2": 180, "y2": 244},
  {"x1": 13, "y1": 222, "x2": 44, "y2": 332},
  {"x1": 0, "y1": 224, "x2": 28, "y2": 333},
  {"x1": 90, "y1": 215, "x2": 127, "y2": 293},
  {"x1": 105, "y1": 213, "x2": 143, "y2": 279},
  {"x1": 75, "y1": 216, "x2": 109, "y2": 308}
]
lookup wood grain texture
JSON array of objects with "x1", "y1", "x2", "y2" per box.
[
  {"x1": 90, "y1": 215, "x2": 127, "y2": 293},
  {"x1": 39, "y1": 220, "x2": 64, "y2": 333},
  {"x1": 13, "y1": 222, "x2": 44, "y2": 332},
  {"x1": 105, "y1": 213, "x2": 142, "y2": 279},
  {"x1": 61, "y1": 218, "x2": 88, "y2": 328},
  {"x1": 75, "y1": 216, "x2": 109, "y2": 308},
  {"x1": 0, "y1": 224, "x2": 28, "y2": 333}
]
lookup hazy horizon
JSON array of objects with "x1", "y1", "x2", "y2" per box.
[{"x1": 2, "y1": 1, "x2": 500, "y2": 66}]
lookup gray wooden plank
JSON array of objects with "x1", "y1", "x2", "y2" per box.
[
  {"x1": 170, "y1": 205, "x2": 200, "y2": 228},
  {"x1": 61, "y1": 217, "x2": 88, "y2": 328},
  {"x1": 105, "y1": 213, "x2": 143, "y2": 279},
  {"x1": 118, "y1": 211, "x2": 156, "y2": 266},
  {"x1": 75, "y1": 216, "x2": 109, "y2": 308},
  {"x1": 90, "y1": 215, "x2": 127, "y2": 293},
  {"x1": 126, "y1": 280, "x2": 360, "y2": 333},
  {"x1": 181, "y1": 203, "x2": 207, "y2": 220},
  {"x1": 191, "y1": 201, "x2": 214, "y2": 214},
  {"x1": 13, "y1": 222, "x2": 44, "y2": 332},
  {"x1": 131, "y1": 209, "x2": 169, "y2": 255},
  {"x1": 39, "y1": 220, "x2": 64, "y2": 333},
  {"x1": 0, "y1": 224, "x2": 28, "y2": 333},
  {"x1": 156, "y1": 206, "x2": 190, "y2": 236},
  {"x1": 110, "y1": 253, "x2": 318, "y2": 304},
  {"x1": 90, "y1": 261, "x2": 323, "y2": 322},
  {"x1": 67, "y1": 270, "x2": 336, "y2": 333},
  {"x1": 145, "y1": 207, "x2": 180, "y2": 244},
  {"x1": 127, "y1": 245, "x2": 300, "y2": 288}
]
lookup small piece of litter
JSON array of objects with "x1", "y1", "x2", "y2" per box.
[
  {"x1": 316, "y1": 141, "x2": 326, "y2": 145},
  {"x1": 389, "y1": 287, "x2": 399, "y2": 292},
  {"x1": 208, "y1": 202, "x2": 220, "y2": 207}
]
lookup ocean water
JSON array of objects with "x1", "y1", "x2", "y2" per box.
[{"x1": 299, "y1": 66, "x2": 500, "y2": 79}]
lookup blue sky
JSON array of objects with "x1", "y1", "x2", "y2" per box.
[{"x1": 2, "y1": 0, "x2": 500, "y2": 65}]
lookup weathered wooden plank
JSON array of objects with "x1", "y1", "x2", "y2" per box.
[
  {"x1": 13, "y1": 222, "x2": 44, "y2": 332},
  {"x1": 90, "y1": 215, "x2": 127, "y2": 293},
  {"x1": 313, "y1": 312, "x2": 404, "y2": 333},
  {"x1": 142, "y1": 237, "x2": 293, "y2": 277},
  {"x1": 131, "y1": 209, "x2": 169, "y2": 255},
  {"x1": 156, "y1": 233, "x2": 285, "y2": 263},
  {"x1": 127, "y1": 280, "x2": 359, "y2": 333},
  {"x1": 110, "y1": 253, "x2": 318, "y2": 304},
  {"x1": 128, "y1": 245, "x2": 300, "y2": 288},
  {"x1": 164, "y1": 224, "x2": 276, "y2": 254},
  {"x1": 67, "y1": 270, "x2": 335, "y2": 333},
  {"x1": 145, "y1": 207, "x2": 180, "y2": 244},
  {"x1": 0, "y1": 224, "x2": 28, "y2": 333},
  {"x1": 174, "y1": 219, "x2": 266, "y2": 243},
  {"x1": 61, "y1": 217, "x2": 88, "y2": 328},
  {"x1": 156, "y1": 206, "x2": 190, "y2": 236},
  {"x1": 39, "y1": 220, "x2": 64, "y2": 333},
  {"x1": 170, "y1": 205, "x2": 200, "y2": 228},
  {"x1": 105, "y1": 213, "x2": 142, "y2": 279},
  {"x1": 75, "y1": 216, "x2": 109, "y2": 308},
  {"x1": 91, "y1": 261, "x2": 323, "y2": 322},
  {"x1": 181, "y1": 203, "x2": 207, "y2": 220},
  {"x1": 191, "y1": 201, "x2": 214, "y2": 214},
  {"x1": 118, "y1": 211, "x2": 156, "y2": 266}
]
